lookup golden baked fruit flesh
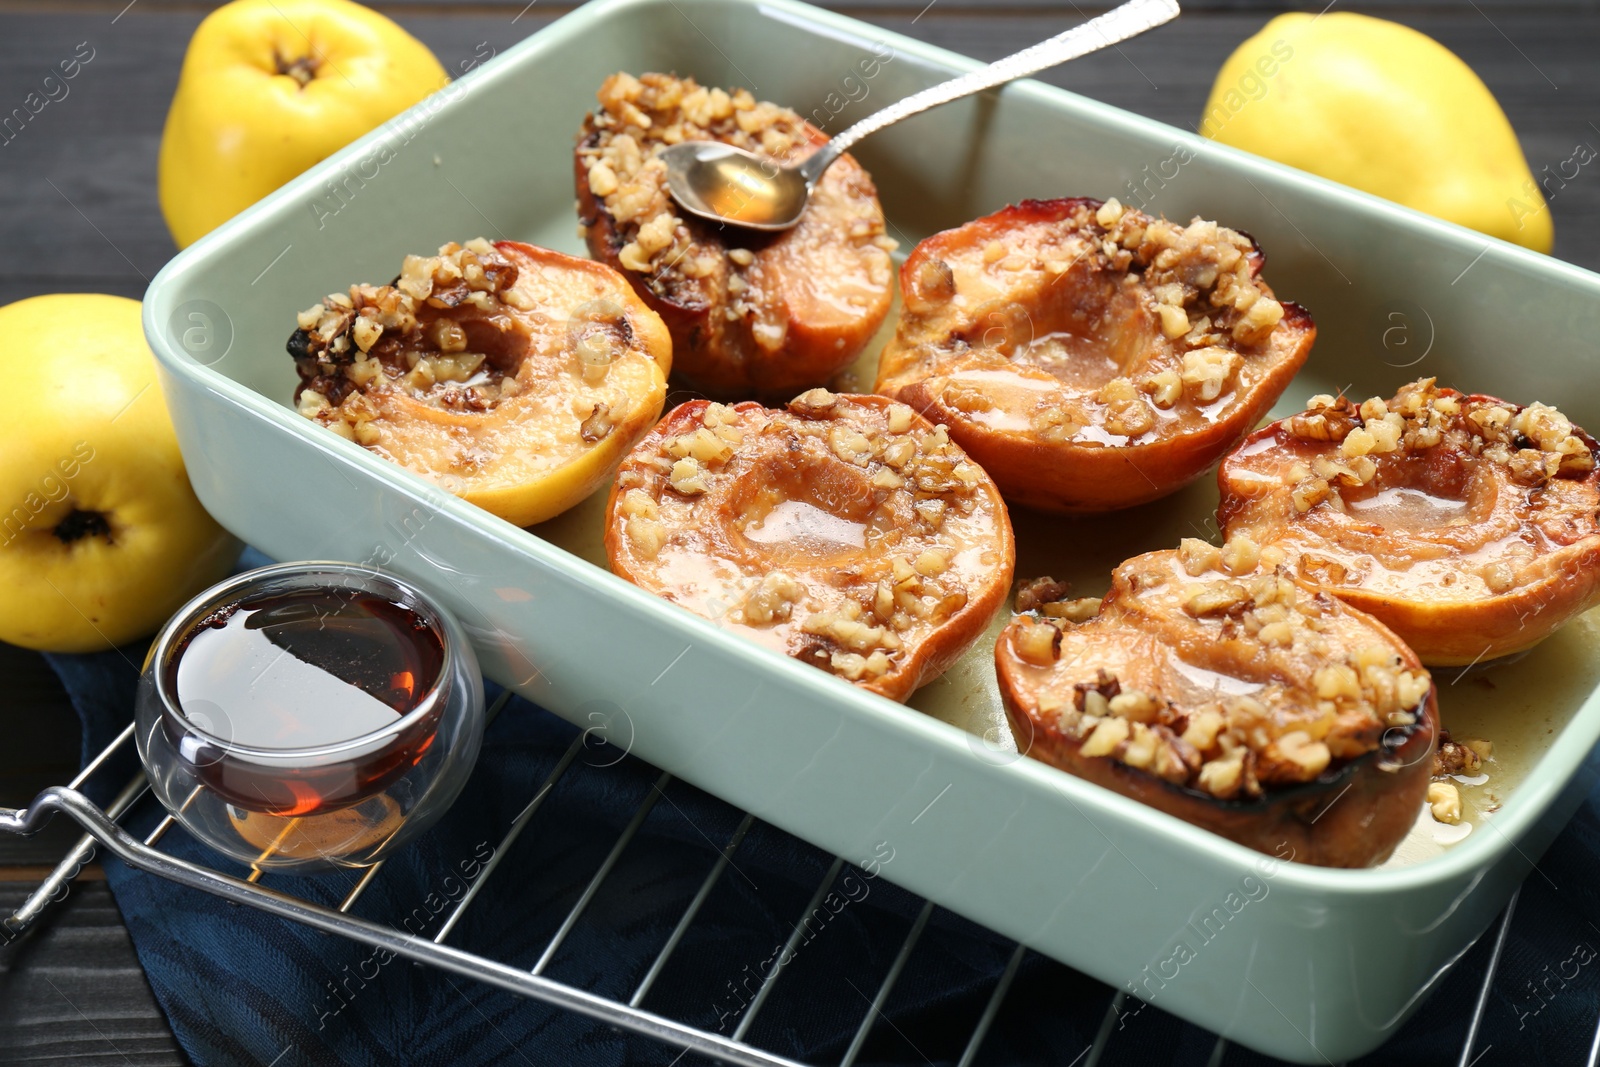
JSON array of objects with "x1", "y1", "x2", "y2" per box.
[
  {"x1": 605, "y1": 390, "x2": 1015, "y2": 702},
  {"x1": 996, "y1": 540, "x2": 1437, "y2": 868},
  {"x1": 576, "y1": 72, "x2": 895, "y2": 397},
  {"x1": 875, "y1": 197, "x2": 1316, "y2": 512},
  {"x1": 1217, "y1": 378, "x2": 1600, "y2": 666},
  {"x1": 289, "y1": 239, "x2": 671, "y2": 527}
]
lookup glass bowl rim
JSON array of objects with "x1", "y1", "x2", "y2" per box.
[{"x1": 146, "y1": 560, "x2": 463, "y2": 762}]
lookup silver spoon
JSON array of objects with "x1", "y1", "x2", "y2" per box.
[{"x1": 661, "y1": 0, "x2": 1181, "y2": 232}]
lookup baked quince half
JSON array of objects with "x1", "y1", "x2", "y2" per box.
[
  {"x1": 996, "y1": 538, "x2": 1437, "y2": 868},
  {"x1": 875, "y1": 197, "x2": 1315, "y2": 512},
  {"x1": 605, "y1": 390, "x2": 1014, "y2": 701},
  {"x1": 576, "y1": 72, "x2": 895, "y2": 397},
  {"x1": 289, "y1": 239, "x2": 671, "y2": 526},
  {"x1": 1218, "y1": 378, "x2": 1600, "y2": 665}
]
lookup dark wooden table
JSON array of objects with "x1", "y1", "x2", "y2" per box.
[{"x1": 3, "y1": 1, "x2": 1599, "y2": 1062}]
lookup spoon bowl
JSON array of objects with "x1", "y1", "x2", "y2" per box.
[{"x1": 661, "y1": 142, "x2": 812, "y2": 231}]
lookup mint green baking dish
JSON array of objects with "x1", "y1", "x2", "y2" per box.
[{"x1": 141, "y1": 0, "x2": 1600, "y2": 1060}]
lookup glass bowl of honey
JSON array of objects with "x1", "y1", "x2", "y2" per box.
[{"x1": 135, "y1": 562, "x2": 485, "y2": 872}]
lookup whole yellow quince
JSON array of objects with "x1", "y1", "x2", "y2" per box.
[
  {"x1": 159, "y1": 0, "x2": 448, "y2": 249},
  {"x1": 0, "y1": 295, "x2": 239, "y2": 652},
  {"x1": 1201, "y1": 12, "x2": 1552, "y2": 254}
]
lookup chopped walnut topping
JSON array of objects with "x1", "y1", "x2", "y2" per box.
[
  {"x1": 289, "y1": 239, "x2": 520, "y2": 418},
  {"x1": 580, "y1": 402, "x2": 615, "y2": 443},
  {"x1": 942, "y1": 379, "x2": 995, "y2": 414},
  {"x1": 1142, "y1": 369, "x2": 1184, "y2": 409},
  {"x1": 1220, "y1": 534, "x2": 1260, "y2": 576},
  {"x1": 1109, "y1": 688, "x2": 1163, "y2": 723},
  {"x1": 744, "y1": 572, "x2": 804, "y2": 625},
  {"x1": 1268, "y1": 729, "x2": 1331, "y2": 779},
  {"x1": 579, "y1": 71, "x2": 892, "y2": 394},
  {"x1": 1433, "y1": 734, "x2": 1486, "y2": 778},
  {"x1": 1000, "y1": 545, "x2": 1434, "y2": 803},
  {"x1": 620, "y1": 488, "x2": 658, "y2": 519},
  {"x1": 1073, "y1": 669, "x2": 1122, "y2": 716},
  {"x1": 802, "y1": 600, "x2": 903, "y2": 654},
  {"x1": 1427, "y1": 781, "x2": 1462, "y2": 825},
  {"x1": 879, "y1": 197, "x2": 1308, "y2": 515},
  {"x1": 1031, "y1": 403, "x2": 1085, "y2": 443},
  {"x1": 1047, "y1": 598, "x2": 1103, "y2": 622},
  {"x1": 1197, "y1": 752, "x2": 1245, "y2": 798},
  {"x1": 1183, "y1": 582, "x2": 1251, "y2": 617},
  {"x1": 1014, "y1": 619, "x2": 1063, "y2": 665},
  {"x1": 609, "y1": 392, "x2": 1012, "y2": 701},
  {"x1": 1178, "y1": 538, "x2": 1222, "y2": 576},
  {"x1": 1016, "y1": 577, "x2": 1103, "y2": 623},
  {"x1": 1100, "y1": 377, "x2": 1155, "y2": 437},
  {"x1": 1291, "y1": 477, "x2": 1332, "y2": 513},
  {"x1": 1079, "y1": 716, "x2": 1130, "y2": 758},
  {"x1": 627, "y1": 516, "x2": 667, "y2": 558},
  {"x1": 669, "y1": 457, "x2": 710, "y2": 495},
  {"x1": 1014, "y1": 576, "x2": 1072, "y2": 614},
  {"x1": 667, "y1": 426, "x2": 737, "y2": 466},
  {"x1": 1180, "y1": 347, "x2": 1238, "y2": 402},
  {"x1": 1095, "y1": 198, "x2": 1125, "y2": 228}
]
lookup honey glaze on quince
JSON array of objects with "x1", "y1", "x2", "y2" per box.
[
  {"x1": 604, "y1": 390, "x2": 1015, "y2": 702},
  {"x1": 577, "y1": 72, "x2": 895, "y2": 396},
  {"x1": 881, "y1": 198, "x2": 1296, "y2": 442},
  {"x1": 1218, "y1": 378, "x2": 1600, "y2": 664},
  {"x1": 875, "y1": 197, "x2": 1315, "y2": 513},
  {"x1": 289, "y1": 239, "x2": 669, "y2": 506},
  {"x1": 994, "y1": 537, "x2": 1439, "y2": 867}
]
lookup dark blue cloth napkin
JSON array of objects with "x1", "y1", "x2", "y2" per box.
[{"x1": 36, "y1": 551, "x2": 1600, "y2": 1065}]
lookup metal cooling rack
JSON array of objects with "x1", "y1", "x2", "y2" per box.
[{"x1": 0, "y1": 690, "x2": 1559, "y2": 1066}]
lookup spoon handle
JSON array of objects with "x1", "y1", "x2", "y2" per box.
[{"x1": 800, "y1": 0, "x2": 1181, "y2": 185}]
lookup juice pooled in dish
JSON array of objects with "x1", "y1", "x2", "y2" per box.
[
  {"x1": 876, "y1": 197, "x2": 1315, "y2": 513},
  {"x1": 605, "y1": 390, "x2": 1014, "y2": 702},
  {"x1": 288, "y1": 239, "x2": 671, "y2": 526},
  {"x1": 996, "y1": 538, "x2": 1437, "y2": 868},
  {"x1": 576, "y1": 72, "x2": 895, "y2": 397},
  {"x1": 1218, "y1": 378, "x2": 1600, "y2": 665}
]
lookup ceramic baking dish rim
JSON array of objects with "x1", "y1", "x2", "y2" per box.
[{"x1": 140, "y1": 0, "x2": 1600, "y2": 894}]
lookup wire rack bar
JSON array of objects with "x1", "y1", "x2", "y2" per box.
[
  {"x1": 337, "y1": 860, "x2": 388, "y2": 913},
  {"x1": 433, "y1": 729, "x2": 587, "y2": 942},
  {"x1": 733, "y1": 855, "x2": 847, "y2": 1042},
  {"x1": 1457, "y1": 888, "x2": 1520, "y2": 1067},
  {"x1": 0, "y1": 785, "x2": 813, "y2": 1067},
  {"x1": 632, "y1": 811, "x2": 757, "y2": 1008},
  {"x1": 839, "y1": 898, "x2": 935, "y2": 1067},
  {"x1": 333, "y1": 690, "x2": 516, "y2": 914},
  {"x1": 71, "y1": 722, "x2": 136, "y2": 789},
  {"x1": 1588, "y1": 994, "x2": 1600, "y2": 1067},
  {"x1": 144, "y1": 784, "x2": 203, "y2": 848},
  {"x1": 1085, "y1": 989, "x2": 1125, "y2": 1067},
  {"x1": 7, "y1": 773, "x2": 146, "y2": 933},
  {"x1": 955, "y1": 942, "x2": 1025, "y2": 1067},
  {"x1": 532, "y1": 769, "x2": 673, "y2": 975}
]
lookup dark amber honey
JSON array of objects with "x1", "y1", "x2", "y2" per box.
[{"x1": 164, "y1": 586, "x2": 445, "y2": 816}]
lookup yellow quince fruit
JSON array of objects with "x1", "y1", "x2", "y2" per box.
[
  {"x1": 159, "y1": 0, "x2": 448, "y2": 249},
  {"x1": 0, "y1": 295, "x2": 239, "y2": 652},
  {"x1": 1201, "y1": 12, "x2": 1553, "y2": 254}
]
